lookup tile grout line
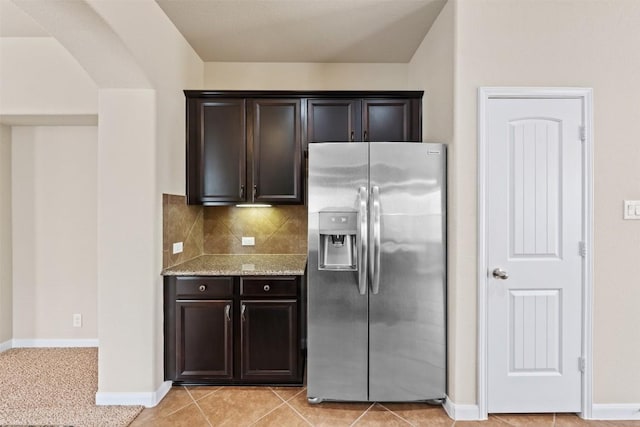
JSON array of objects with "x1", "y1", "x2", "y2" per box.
[
  {"x1": 270, "y1": 386, "x2": 307, "y2": 404},
  {"x1": 155, "y1": 386, "x2": 199, "y2": 419},
  {"x1": 493, "y1": 413, "x2": 520, "y2": 427},
  {"x1": 377, "y1": 403, "x2": 419, "y2": 427},
  {"x1": 348, "y1": 402, "x2": 376, "y2": 427},
  {"x1": 248, "y1": 387, "x2": 307, "y2": 426},
  {"x1": 192, "y1": 396, "x2": 214, "y2": 427},
  {"x1": 283, "y1": 399, "x2": 314, "y2": 426},
  {"x1": 247, "y1": 401, "x2": 287, "y2": 426},
  {"x1": 186, "y1": 386, "x2": 224, "y2": 427}
]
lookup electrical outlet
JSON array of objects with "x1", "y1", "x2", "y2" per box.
[
  {"x1": 242, "y1": 236, "x2": 255, "y2": 246},
  {"x1": 624, "y1": 200, "x2": 640, "y2": 220},
  {"x1": 73, "y1": 313, "x2": 82, "y2": 328},
  {"x1": 172, "y1": 242, "x2": 183, "y2": 254}
]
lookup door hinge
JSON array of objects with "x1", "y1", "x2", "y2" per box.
[
  {"x1": 579, "y1": 241, "x2": 587, "y2": 257},
  {"x1": 579, "y1": 126, "x2": 586, "y2": 142},
  {"x1": 579, "y1": 357, "x2": 586, "y2": 373}
]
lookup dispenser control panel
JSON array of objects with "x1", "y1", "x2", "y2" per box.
[{"x1": 318, "y1": 209, "x2": 358, "y2": 271}]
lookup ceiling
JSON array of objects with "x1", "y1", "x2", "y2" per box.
[{"x1": 0, "y1": 0, "x2": 446, "y2": 63}]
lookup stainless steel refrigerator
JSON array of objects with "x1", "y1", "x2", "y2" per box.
[{"x1": 307, "y1": 141, "x2": 446, "y2": 403}]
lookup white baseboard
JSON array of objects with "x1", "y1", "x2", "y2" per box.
[
  {"x1": 443, "y1": 395, "x2": 482, "y2": 420},
  {"x1": 96, "y1": 380, "x2": 172, "y2": 408},
  {"x1": 591, "y1": 404, "x2": 640, "y2": 420},
  {"x1": 0, "y1": 339, "x2": 11, "y2": 353},
  {"x1": 12, "y1": 338, "x2": 99, "y2": 348}
]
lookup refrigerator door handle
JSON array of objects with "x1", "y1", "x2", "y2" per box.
[
  {"x1": 357, "y1": 186, "x2": 368, "y2": 295},
  {"x1": 370, "y1": 186, "x2": 381, "y2": 294}
]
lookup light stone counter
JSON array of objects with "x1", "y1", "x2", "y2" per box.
[{"x1": 161, "y1": 254, "x2": 307, "y2": 276}]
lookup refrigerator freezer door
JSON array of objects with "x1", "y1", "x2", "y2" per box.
[
  {"x1": 368, "y1": 142, "x2": 447, "y2": 401},
  {"x1": 307, "y1": 142, "x2": 369, "y2": 402}
]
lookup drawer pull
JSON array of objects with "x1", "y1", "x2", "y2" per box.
[
  {"x1": 225, "y1": 304, "x2": 231, "y2": 321},
  {"x1": 263, "y1": 284, "x2": 270, "y2": 292},
  {"x1": 241, "y1": 304, "x2": 246, "y2": 321},
  {"x1": 198, "y1": 285, "x2": 207, "y2": 292}
]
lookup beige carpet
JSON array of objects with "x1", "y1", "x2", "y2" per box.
[{"x1": 0, "y1": 347, "x2": 142, "y2": 426}]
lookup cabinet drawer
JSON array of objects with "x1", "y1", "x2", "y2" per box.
[
  {"x1": 240, "y1": 277, "x2": 298, "y2": 297},
  {"x1": 176, "y1": 277, "x2": 233, "y2": 299}
]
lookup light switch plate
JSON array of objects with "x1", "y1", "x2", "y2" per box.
[
  {"x1": 242, "y1": 236, "x2": 255, "y2": 246},
  {"x1": 172, "y1": 242, "x2": 183, "y2": 254},
  {"x1": 623, "y1": 200, "x2": 640, "y2": 220}
]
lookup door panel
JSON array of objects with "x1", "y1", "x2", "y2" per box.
[
  {"x1": 486, "y1": 98, "x2": 583, "y2": 412},
  {"x1": 307, "y1": 142, "x2": 369, "y2": 401},
  {"x1": 175, "y1": 300, "x2": 233, "y2": 380},
  {"x1": 240, "y1": 300, "x2": 298, "y2": 382},
  {"x1": 251, "y1": 99, "x2": 302, "y2": 203},
  {"x1": 363, "y1": 99, "x2": 412, "y2": 142},
  {"x1": 307, "y1": 99, "x2": 361, "y2": 142},
  {"x1": 188, "y1": 99, "x2": 246, "y2": 204},
  {"x1": 368, "y1": 143, "x2": 446, "y2": 401}
]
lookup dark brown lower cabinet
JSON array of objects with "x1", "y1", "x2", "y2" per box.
[
  {"x1": 175, "y1": 300, "x2": 233, "y2": 381},
  {"x1": 164, "y1": 275, "x2": 304, "y2": 385},
  {"x1": 240, "y1": 300, "x2": 298, "y2": 382}
]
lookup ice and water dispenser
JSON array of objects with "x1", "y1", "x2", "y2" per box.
[{"x1": 318, "y1": 209, "x2": 358, "y2": 271}]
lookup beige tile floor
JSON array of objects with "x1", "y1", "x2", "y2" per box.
[{"x1": 130, "y1": 386, "x2": 640, "y2": 426}]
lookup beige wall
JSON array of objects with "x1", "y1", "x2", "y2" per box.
[
  {"x1": 0, "y1": 35, "x2": 99, "y2": 346},
  {"x1": 11, "y1": 126, "x2": 98, "y2": 340},
  {"x1": 2, "y1": 0, "x2": 203, "y2": 396},
  {"x1": 452, "y1": 0, "x2": 640, "y2": 404},
  {"x1": 0, "y1": 124, "x2": 12, "y2": 345},
  {"x1": 87, "y1": 1, "x2": 203, "y2": 395},
  {"x1": 204, "y1": 62, "x2": 409, "y2": 90},
  {"x1": 97, "y1": 89, "x2": 158, "y2": 393},
  {"x1": 0, "y1": 38, "x2": 98, "y2": 115},
  {"x1": 407, "y1": 0, "x2": 458, "y2": 400},
  {"x1": 408, "y1": 1, "x2": 454, "y2": 145}
]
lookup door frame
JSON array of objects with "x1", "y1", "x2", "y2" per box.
[{"x1": 477, "y1": 87, "x2": 593, "y2": 419}]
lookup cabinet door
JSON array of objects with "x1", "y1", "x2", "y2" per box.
[
  {"x1": 250, "y1": 99, "x2": 302, "y2": 204},
  {"x1": 362, "y1": 99, "x2": 421, "y2": 142},
  {"x1": 175, "y1": 300, "x2": 233, "y2": 380},
  {"x1": 240, "y1": 300, "x2": 299, "y2": 382},
  {"x1": 187, "y1": 98, "x2": 246, "y2": 205},
  {"x1": 307, "y1": 99, "x2": 362, "y2": 143}
]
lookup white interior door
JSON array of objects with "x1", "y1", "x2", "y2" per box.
[{"x1": 486, "y1": 97, "x2": 584, "y2": 413}]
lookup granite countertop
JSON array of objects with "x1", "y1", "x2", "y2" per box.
[{"x1": 162, "y1": 254, "x2": 307, "y2": 276}]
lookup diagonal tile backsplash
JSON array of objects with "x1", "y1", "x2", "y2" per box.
[
  {"x1": 162, "y1": 194, "x2": 203, "y2": 269},
  {"x1": 163, "y1": 194, "x2": 308, "y2": 269},
  {"x1": 203, "y1": 205, "x2": 307, "y2": 255}
]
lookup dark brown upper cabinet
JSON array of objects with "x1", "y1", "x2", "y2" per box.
[
  {"x1": 185, "y1": 91, "x2": 422, "y2": 205},
  {"x1": 186, "y1": 98, "x2": 246, "y2": 205},
  {"x1": 307, "y1": 96, "x2": 422, "y2": 143},
  {"x1": 185, "y1": 94, "x2": 302, "y2": 205},
  {"x1": 250, "y1": 99, "x2": 302, "y2": 204},
  {"x1": 306, "y1": 99, "x2": 362, "y2": 142}
]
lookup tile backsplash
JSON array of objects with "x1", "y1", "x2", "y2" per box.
[
  {"x1": 163, "y1": 194, "x2": 308, "y2": 268},
  {"x1": 162, "y1": 194, "x2": 203, "y2": 269},
  {"x1": 204, "y1": 205, "x2": 307, "y2": 255}
]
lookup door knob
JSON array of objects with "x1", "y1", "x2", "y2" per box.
[{"x1": 492, "y1": 268, "x2": 509, "y2": 280}]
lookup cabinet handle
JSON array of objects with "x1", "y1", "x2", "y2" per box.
[
  {"x1": 240, "y1": 184, "x2": 245, "y2": 199},
  {"x1": 253, "y1": 184, "x2": 257, "y2": 198},
  {"x1": 225, "y1": 304, "x2": 231, "y2": 321},
  {"x1": 364, "y1": 130, "x2": 368, "y2": 142},
  {"x1": 263, "y1": 284, "x2": 270, "y2": 292},
  {"x1": 350, "y1": 130, "x2": 355, "y2": 142},
  {"x1": 198, "y1": 285, "x2": 207, "y2": 292},
  {"x1": 241, "y1": 304, "x2": 246, "y2": 321}
]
